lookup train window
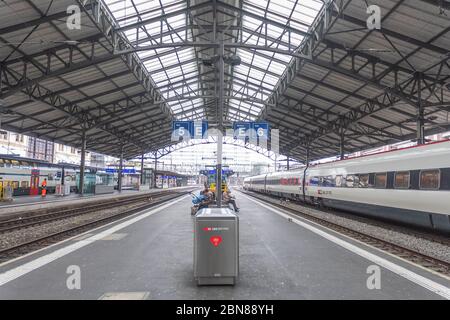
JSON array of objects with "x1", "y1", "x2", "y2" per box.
[
  {"x1": 394, "y1": 171, "x2": 410, "y2": 189},
  {"x1": 21, "y1": 181, "x2": 29, "y2": 188},
  {"x1": 321, "y1": 176, "x2": 335, "y2": 187},
  {"x1": 12, "y1": 181, "x2": 19, "y2": 189},
  {"x1": 374, "y1": 173, "x2": 387, "y2": 188},
  {"x1": 309, "y1": 177, "x2": 319, "y2": 186},
  {"x1": 346, "y1": 175, "x2": 357, "y2": 188},
  {"x1": 358, "y1": 174, "x2": 369, "y2": 188},
  {"x1": 420, "y1": 169, "x2": 440, "y2": 190},
  {"x1": 335, "y1": 175, "x2": 343, "y2": 187}
]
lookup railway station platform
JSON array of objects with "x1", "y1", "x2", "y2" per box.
[
  {"x1": 0, "y1": 186, "x2": 196, "y2": 217},
  {"x1": 0, "y1": 190, "x2": 448, "y2": 300}
]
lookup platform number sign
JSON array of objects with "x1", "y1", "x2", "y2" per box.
[
  {"x1": 252, "y1": 122, "x2": 269, "y2": 139},
  {"x1": 172, "y1": 121, "x2": 191, "y2": 141},
  {"x1": 233, "y1": 122, "x2": 269, "y2": 140},
  {"x1": 233, "y1": 122, "x2": 252, "y2": 140},
  {"x1": 172, "y1": 121, "x2": 208, "y2": 141}
]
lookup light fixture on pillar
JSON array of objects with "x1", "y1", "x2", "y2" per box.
[
  {"x1": 201, "y1": 55, "x2": 220, "y2": 67},
  {"x1": 201, "y1": 54, "x2": 241, "y2": 67},
  {"x1": 223, "y1": 54, "x2": 241, "y2": 66}
]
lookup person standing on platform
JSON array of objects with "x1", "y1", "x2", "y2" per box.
[{"x1": 41, "y1": 178, "x2": 47, "y2": 198}]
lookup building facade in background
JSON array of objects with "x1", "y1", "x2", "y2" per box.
[{"x1": 0, "y1": 130, "x2": 111, "y2": 167}]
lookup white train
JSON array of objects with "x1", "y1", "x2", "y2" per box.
[{"x1": 244, "y1": 140, "x2": 450, "y2": 233}]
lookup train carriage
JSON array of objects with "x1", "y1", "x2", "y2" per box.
[{"x1": 244, "y1": 140, "x2": 450, "y2": 233}]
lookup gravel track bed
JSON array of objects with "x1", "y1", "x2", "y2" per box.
[
  {"x1": 240, "y1": 190, "x2": 450, "y2": 263},
  {"x1": 0, "y1": 200, "x2": 154, "y2": 250}
]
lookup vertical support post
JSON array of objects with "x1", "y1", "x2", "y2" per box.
[
  {"x1": 44, "y1": 140, "x2": 48, "y2": 161},
  {"x1": 154, "y1": 155, "x2": 157, "y2": 188},
  {"x1": 305, "y1": 145, "x2": 310, "y2": 167},
  {"x1": 216, "y1": 40, "x2": 224, "y2": 207},
  {"x1": 118, "y1": 144, "x2": 123, "y2": 192},
  {"x1": 416, "y1": 73, "x2": 425, "y2": 145},
  {"x1": 286, "y1": 156, "x2": 290, "y2": 171},
  {"x1": 340, "y1": 128, "x2": 345, "y2": 160},
  {"x1": 79, "y1": 130, "x2": 86, "y2": 195},
  {"x1": 32, "y1": 137, "x2": 37, "y2": 158},
  {"x1": 61, "y1": 166, "x2": 65, "y2": 186},
  {"x1": 140, "y1": 152, "x2": 145, "y2": 185}
]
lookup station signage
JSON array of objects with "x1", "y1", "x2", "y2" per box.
[
  {"x1": 233, "y1": 122, "x2": 269, "y2": 139},
  {"x1": 172, "y1": 121, "x2": 208, "y2": 140},
  {"x1": 105, "y1": 168, "x2": 136, "y2": 174},
  {"x1": 200, "y1": 169, "x2": 234, "y2": 175}
]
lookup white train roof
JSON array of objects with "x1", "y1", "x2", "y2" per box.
[{"x1": 307, "y1": 140, "x2": 450, "y2": 174}]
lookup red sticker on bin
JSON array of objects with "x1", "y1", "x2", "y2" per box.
[{"x1": 210, "y1": 235, "x2": 222, "y2": 247}]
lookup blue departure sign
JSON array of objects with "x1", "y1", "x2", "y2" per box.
[
  {"x1": 105, "y1": 168, "x2": 136, "y2": 174},
  {"x1": 172, "y1": 121, "x2": 208, "y2": 140},
  {"x1": 233, "y1": 122, "x2": 269, "y2": 139},
  {"x1": 252, "y1": 122, "x2": 269, "y2": 139},
  {"x1": 233, "y1": 122, "x2": 252, "y2": 139}
]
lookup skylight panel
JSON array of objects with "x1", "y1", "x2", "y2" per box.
[
  {"x1": 104, "y1": 0, "x2": 203, "y2": 119},
  {"x1": 230, "y1": 0, "x2": 323, "y2": 121},
  {"x1": 104, "y1": 0, "x2": 322, "y2": 122}
]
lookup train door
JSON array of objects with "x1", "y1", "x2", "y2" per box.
[{"x1": 30, "y1": 169, "x2": 40, "y2": 195}]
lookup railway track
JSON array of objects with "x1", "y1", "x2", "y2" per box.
[
  {"x1": 241, "y1": 189, "x2": 450, "y2": 277},
  {"x1": 0, "y1": 189, "x2": 189, "y2": 233},
  {"x1": 0, "y1": 189, "x2": 194, "y2": 262}
]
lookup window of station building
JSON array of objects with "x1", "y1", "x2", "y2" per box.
[
  {"x1": 420, "y1": 169, "x2": 440, "y2": 190},
  {"x1": 374, "y1": 172, "x2": 387, "y2": 188},
  {"x1": 70, "y1": 147, "x2": 76, "y2": 154},
  {"x1": 15, "y1": 134, "x2": 24, "y2": 142},
  {"x1": 358, "y1": 174, "x2": 369, "y2": 188},
  {"x1": 394, "y1": 171, "x2": 410, "y2": 189},
  {"x1": 58, "y1": 144, "x2": 64, "y2": 151}
]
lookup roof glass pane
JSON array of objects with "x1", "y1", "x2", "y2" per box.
[
  {"x1": 231, "y1": 0, "x2": 323, "y2": 120},
  {"x1": 104, "y1": 0, "x2": 203, "y2": 118},
  {"x1": 105, "y1": 0, "x2": 322, "y2": 121}
]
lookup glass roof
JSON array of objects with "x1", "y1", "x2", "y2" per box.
[{"x1": 104, "y1": 0, "x2": 323, "y2": 121}]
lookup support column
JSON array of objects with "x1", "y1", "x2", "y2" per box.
[
  {"x1": 286, "y1": 156, "x2": 290, "y2": 171},
  {"x1": 154, "y1": 155, "x2": 157, "y2": 188},
  {"x1": 118, "y1": 145, "x2": 123, "y2": 192},
  {"x1": 305, "y1": 145, "x2": 310, "y2": 167},
  {"x1": 340, "y1": 129, "x2": 345, "y2": 160},
  {"x1": 416, "y1": 73, "x2": 425, "y2": 145},
  {"x1": 61, "y1": 166, "x2": 65, "y2": 186},
  {"x1": 32, "y1": 137, "x2": 36, "y2": 158},
  {"x1": 79, "y1": 130, "x2": 86, "y2": 195},
  {"x1": 140, "y1": 152, "x2": 145, "y2": 185},
  {"x1": 44, "y1": 140, "x2": 48, "y2": 161},
  {"x1": 216, "y1": 40, "x2": 224, "y2": 207}
]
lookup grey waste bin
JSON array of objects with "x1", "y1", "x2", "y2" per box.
[{"x1": 194, "y1": 207, "x2": 239, "y2": 285}]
